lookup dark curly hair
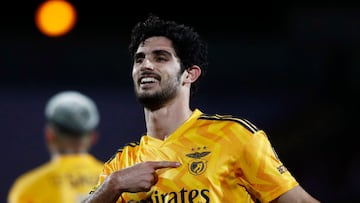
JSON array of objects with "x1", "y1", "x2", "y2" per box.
[{"x1": 128, "y1": 14, "x2": 208, "y2": 96}]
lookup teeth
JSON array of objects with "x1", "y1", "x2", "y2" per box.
[{"x1": 141, "y1": 77, "x2": 157, "y2": 83}]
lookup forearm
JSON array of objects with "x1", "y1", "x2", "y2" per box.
[
  {"x1": 82, "y1": 173, "x2": 123, "y2": 203},
  {"x1": 271, "y1": 185, "x2": 321, "y2": 203}
]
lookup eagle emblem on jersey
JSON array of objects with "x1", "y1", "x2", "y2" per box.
[{"x1": 186, "y1": 147, "x2": 210, "y2": 176}]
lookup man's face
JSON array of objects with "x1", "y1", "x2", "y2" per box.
[{"x1": 132, "y1": 36, "x2": 183, "y2": 109}]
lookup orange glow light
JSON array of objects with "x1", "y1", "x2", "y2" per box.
[{"x1": 35, "y1": 0, "x2": 77, "y2": 37}]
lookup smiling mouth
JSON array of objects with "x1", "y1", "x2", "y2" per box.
[{"x1": 140, "y1": 77, "x2": 157, "y2": 84}]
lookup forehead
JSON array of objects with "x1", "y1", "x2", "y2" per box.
[{"x1": 137, "y1": 36, "x2": 175, "y2": 54}]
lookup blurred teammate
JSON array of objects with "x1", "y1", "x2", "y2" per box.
[
  {"x1": 8, "y1": 90, "x2": 104, "y2": 203},
  {"x1": 83, "y1": 15, "x2": 321, "y2": 203}
]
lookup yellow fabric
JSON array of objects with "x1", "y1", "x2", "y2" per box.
[
  {"x1": 8, "y1": 154, "x2": 103, "y2": 203},
  {"x1": 93, "y1": 109, "x2": 298, "y2": 202}
]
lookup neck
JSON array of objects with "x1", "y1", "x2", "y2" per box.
[
  {"x1": 50, "y1": 148, "x2": 88, "y2": 160},
  {"x1": 144, "y1": 99, "x2": 192, "y2": 140}
]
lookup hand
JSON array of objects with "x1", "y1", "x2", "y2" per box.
[{"x1": 111, "y1": 161, "x2": 181, "y2": 193}]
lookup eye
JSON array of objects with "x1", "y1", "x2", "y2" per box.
[
  {"x1": 155, "y1": 55, "x2": 168, "y2": 62},
  {"x1": 135, "y1": 57, "x2": 144, "y2": 64},
  {"x1": 134, "y1": 52, "x2": 145, "y2": 64}
]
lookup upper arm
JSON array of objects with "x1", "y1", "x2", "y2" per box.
[{"x1": 270, "y1": 185, "x2": 321, "y2": 203}]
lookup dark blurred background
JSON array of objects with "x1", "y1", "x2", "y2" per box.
[{"x1": 1, "y1": 1, "x2": 359, "y2": 202}]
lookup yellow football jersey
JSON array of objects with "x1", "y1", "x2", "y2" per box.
[
  {"x1": 8, "y1": 154, "x2": 103, "y2": 203},
  {"x1": 92, "y1": 109, "x2": 298, "y2": 202}
]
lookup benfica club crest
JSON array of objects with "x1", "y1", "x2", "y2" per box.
[{"x1": 186, "y1": 147, "x2": 211, "y2": 176}]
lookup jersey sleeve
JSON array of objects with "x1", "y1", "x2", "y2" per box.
[
  {"x1": 237, "y1": 129, "x2": 299, "y2": 202},
  {"x1": 89, "y1": 149, "x2": 123, "y2": 194}
]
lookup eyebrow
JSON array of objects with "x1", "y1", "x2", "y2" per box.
[
  {"x1": 134, "y1": 52, "x2": 145, "y2": 60},
  {"x1": 152, "y1": 49, "x2": 172, "y2": 57},
  {"x1": 134, "y1": 49, "x2": 173, "y2": 60}
]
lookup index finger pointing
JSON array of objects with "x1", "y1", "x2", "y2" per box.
[{"x1": 151, "y1": 161, "x2": 181, "y2": 170}]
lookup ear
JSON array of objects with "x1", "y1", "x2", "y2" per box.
[
  {"x1": 44, "y1": 125, "x2": 56, "y2": 143},
  {"x1": 89, "y1": 131, "x2": 99, "y2": 145},
  {"x1": 184, "y1": 65, "x2": 201, "y2": 83}
]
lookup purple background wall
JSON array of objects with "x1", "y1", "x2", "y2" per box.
[{"x1": 1, "y1": 1, "x2": 359, "y2": 202}]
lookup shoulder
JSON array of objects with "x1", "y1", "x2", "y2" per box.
[
  {"x1": 8, "y1": 163, "x2": 50, "y2": 197},
  {"x1": 198, "y1": 113, "x2": 260, "y2": 134},
  {"x1": 15, "y1": 163, "x2": 53, "y2": 183},
  {"x1": 105, "y1": 141, "x2": 140, "y2": 164}
]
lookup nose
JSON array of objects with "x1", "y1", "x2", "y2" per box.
[{"x1": 141, "y1": 58, "x2": 154, "y2": 70}]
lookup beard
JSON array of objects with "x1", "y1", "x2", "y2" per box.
[{"x1": 135, "y1": 73, "x2": 181, "y2": 110}]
